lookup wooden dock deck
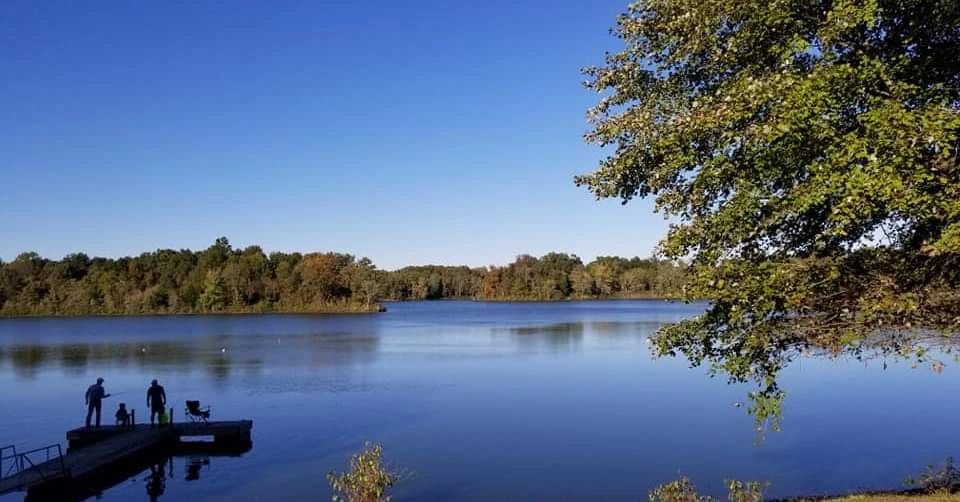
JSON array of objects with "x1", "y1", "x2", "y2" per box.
[
  {"x1": 66, "y1": 421, "x2": 253, "y2": 449},
  {"x1": 0, "y1": 420, "x2": 252, "y2": 496}
]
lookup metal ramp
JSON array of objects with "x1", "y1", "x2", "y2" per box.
[{"x1": 0, "y1": 444, "x2": 68, "y2": 494}]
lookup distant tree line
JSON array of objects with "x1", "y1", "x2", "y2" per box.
[
  {"x1": 384, "y1": 253, "x2": 685, "y2": 301},
  {"x1": 0, "y1": 238, "x2": 383, "y2": 316},
  {"x1": 479, "y1": 253, "x2": 684, "y2": 301},
  {"x1": 0, "y1": 238, "x2": 687, "y2": 316}
]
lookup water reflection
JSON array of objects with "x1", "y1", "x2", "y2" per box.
[
  {"x1": 510, "y1": 322, "x2": 585, "y2": 336},
  {"x1": 0, "y1": 331, "x2": 386, "y2": 381},
  {"x1": 508, "y1": 322, "x2": 585, "y2": 351},
  {"x1": 144, "y1": 459, "x2": 171, "y2": 502},
  {"x1": 9, "y1": 346, "x2": 50, "y2": 379},
  {"x1": 24, "y1": 441, "x2": 252, "y2": 501},
  {"x1": 0, "y1": 319, "x2": 663, "y2": 382},
  {"x1": 656, "y1": 323, "x2": 960, "y2": 434},
  {"x1": 3, "y1": 301, "x2": 956, "y2": 500},
  {"x1": 3, "y1": 311, "x2": 950, "y2": 432},
  {"x1": 588, "y1": 320, "x2": 660, "y2": 336},
  {"x1": 184, "y1": 456, "x2": 208, "y2": 481}
]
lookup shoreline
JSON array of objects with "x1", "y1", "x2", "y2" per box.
[
  {"x1": 780, "y1": 489, "x2": 960, "y2": 502},
  {"x1": 381, "y1": 295, "x2": 694, "y2": 303},
  {"x1": 0, "y1": 304, "x2": 386, "y2": 319},
  {"x1": 0, "y1": 297, "x2": 702, "y2": 318}
]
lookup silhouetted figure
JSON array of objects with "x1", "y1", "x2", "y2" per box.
[
  {"x1": 145, "y1": 462, "x2": 166, "y2": 502},
  {"x1": 85, "y1": 377, "x2": 111, "y2": 428},
  {"x1": 147, "y1": 379, "x2": 167, "y2": 426},
  {"x1": 115, "y1": 402, "x2": 130, "y2": 426},
  {"x1": 185, "y1": 456, "x2": 209, "y2": 481}
]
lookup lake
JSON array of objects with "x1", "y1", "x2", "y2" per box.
[{"x1": 0, "y1": 300, "x2": 957, "y2": 501}]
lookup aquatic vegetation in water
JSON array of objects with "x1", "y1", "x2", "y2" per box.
[
  {"x1": 648, "y1": 476, "x2": 765, "y2": 502},
  {"x1": 649, "y1": 477, "x2": 712, "y2": 502},
  {"x1": 327, "y1": 442, "x2": 402, "y2": 502}
]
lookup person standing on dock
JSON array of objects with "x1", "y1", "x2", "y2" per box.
[
  {"x1": 147, "y1": 379, "x2": 167, "y2": 426},
  {"x1": 84, "y1": 377, "x2": 111, "y2": 428}
]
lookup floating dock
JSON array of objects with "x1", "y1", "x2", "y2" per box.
[{"x1": 0, "y1": 420, "x2": 252, "y2": 497}]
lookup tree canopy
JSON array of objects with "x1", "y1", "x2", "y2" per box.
[
  {"x1": 0, "y1": 239, "x2": 384, "y2": 315},
  {"x1": 0, "y1": 239, "x2": 685, "y2": 316},
  {"x1": 579, "y1": 0, "x2": 960, "y2": 428}
]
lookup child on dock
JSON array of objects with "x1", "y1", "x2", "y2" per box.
[{"x1": 115, "y1": 403, "x2": 131, "y2": 426}]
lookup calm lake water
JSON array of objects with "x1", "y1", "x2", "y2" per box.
[{"x1": 0, "y1": 300, "x2": 957, "y2": 501}]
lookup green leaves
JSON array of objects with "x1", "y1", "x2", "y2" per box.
[
  {"x1": 582, "y1": 0, "x2": 959, "y2": 262},
  {"x1": 0, "y1": 240, "x2": 387, "y2": 316},
  {"x1": 327, "y1": 442, "x2": 401, "y2": 502},
  {"x1": 582, "y1": 0, "x2": 960, "y2": 427},
  {"x1": 648, "y1": 476, "x2": 766, "y2": 502}
]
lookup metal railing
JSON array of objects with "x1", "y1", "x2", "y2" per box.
[
  {"x1": 0, "y1": 444, "x2": 66, "y2": 483},
  {"x1": 1, "y1": 445, "x2": 17, "y2": 480}
]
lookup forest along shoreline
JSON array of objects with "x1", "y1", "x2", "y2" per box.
[{"x1": 0, "y1": 237, "x2": 686, "y2": 317}]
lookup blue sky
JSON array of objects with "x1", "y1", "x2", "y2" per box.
[{"x1": 0, "y1": 0, "x2": 668, "y2": 270}]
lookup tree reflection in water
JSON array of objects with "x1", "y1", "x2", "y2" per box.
[
  {"x1": 0, "y1": 330, "x2": 384, "y2": 382},
  {"x1": 650, "y1": 319, "x2": 960, "y2": 436},
  {"x1": 4, "y1": 310, "x2": 954, "y2": 439}
]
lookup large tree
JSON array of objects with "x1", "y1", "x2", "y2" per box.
[{"x1": 579, "y1": 0, "x2": 960, "y2": 426}]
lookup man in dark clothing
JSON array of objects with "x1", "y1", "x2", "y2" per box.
[
  {"x1": 147, "y1": 379, "x2": 167, "y2": 426},
  {"x1": 85, "y1": 377, "x2": 111, "y2": 428}
]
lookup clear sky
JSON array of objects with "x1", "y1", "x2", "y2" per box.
[{"x1": 0, "y1": 0, "x2": 669, "y2": 270}]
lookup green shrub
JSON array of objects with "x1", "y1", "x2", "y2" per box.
[
  {"x1": 726, "y1": 479, "x2": 766, "y2": 502},
  {"x1": 649, "y1": 476, "x2": 766, "y2": 502},
  {"x1": 649, "y1": 477, "x2": 713, "y2": 502},
  {"x1": 327, "y1": 442, "x2": 400, "y2": 502},
  {"x1": 906, "y1": 457, "x2": 960, "y2": 493}
]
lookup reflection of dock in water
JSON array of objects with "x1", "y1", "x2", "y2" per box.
[{"x1": 0, "y1": 421, "x2": 252, "y2": 499}]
